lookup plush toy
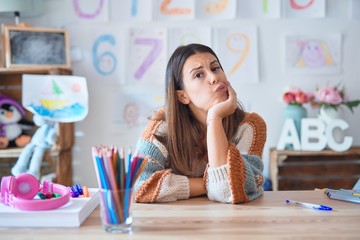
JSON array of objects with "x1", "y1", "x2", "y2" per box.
[
  {"x1": 11, "y1": 115, "x2": 57, "y2": 179},
  {"x1": 0, "y1": 94, "x2": 32, "y2": 149}
]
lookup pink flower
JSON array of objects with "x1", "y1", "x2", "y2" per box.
[
  {"x1": 314, "y1": 86, "x2": 342, "y2": 105},
  {"x1": 295, "y1": 91, "x2": 308, "y2": 104},
  {"x1": 283, "y1": 92, "x2": 296, "y2": 104},
  {"x1": 282, "y1": 87, "x2": 310, "y2": 105},
  {"x1": 311, "y1": 84, "x2": 360, "y2": 113}
]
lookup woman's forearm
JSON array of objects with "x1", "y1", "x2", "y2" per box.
[
  {"x1": 189, "y1": 178, "x2": 207, "y2": 197},
  {"x1": 206, "y1": 118, "x2": 228, "y2": 167}
]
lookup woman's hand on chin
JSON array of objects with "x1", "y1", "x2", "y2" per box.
[{"x1": 208, "y1": 82, "x2": 237, "y2": 120}]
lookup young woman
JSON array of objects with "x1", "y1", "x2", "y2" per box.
[{"x1": 134, "y1": 43, "x2": 266, "y2": 204}]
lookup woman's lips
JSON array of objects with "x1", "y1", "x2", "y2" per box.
[{"x1": 215, "y1": 85, "x2": 227, "y2": 92}]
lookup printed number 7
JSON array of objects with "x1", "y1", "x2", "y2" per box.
[{"x1": 134, "y1": 38, "x2": 163, "y2": 80}]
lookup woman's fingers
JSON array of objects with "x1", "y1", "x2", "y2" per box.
[
  {"x1": 208, "y1": 82, "x2": 237, "y2": 119},
  {"x1": 226, "y1": 83, "x2": 237, "y2": 110}
]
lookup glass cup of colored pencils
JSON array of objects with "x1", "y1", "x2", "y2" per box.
[
  {"x1": 92, "y1": 146, "x2": 146, "y2": 233},
  {"x1": 99, "y1": 188, "x2": 134, "y2": 233}
]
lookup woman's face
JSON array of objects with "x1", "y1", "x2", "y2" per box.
[{"x1": 177, "y1": 52, "x2": 229, "y2": 115}]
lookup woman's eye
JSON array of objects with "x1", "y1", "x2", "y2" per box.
[
  {"x1": 212, "y1": 66, "x2": 221, "y2": 72},
  {"x1": 194, "y1": 73, "x2": 203, "y2": 78}
]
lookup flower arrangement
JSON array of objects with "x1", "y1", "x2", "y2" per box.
[
  {"x1": 311, "y1": 84, "x2": 360, "y2": 113},
  {"x1": 282, "y1": 87, "x2": 310, "y2": 106}
]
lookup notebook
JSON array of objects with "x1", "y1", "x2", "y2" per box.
[
  {"x1": 324, "y1": 179, "x2": 360, "y2": 204},
  {"x1": 0, "y1": 188, "x2": 100, "y2": 227}
]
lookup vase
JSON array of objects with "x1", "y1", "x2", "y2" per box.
[
  {"x1": 283, "y1": 104, "x2": 308, "y2": 139},
  {"x1": 318, "y1": 105, "x2": 344, "y2": 143}
]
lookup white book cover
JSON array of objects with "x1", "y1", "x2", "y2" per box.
[{"x1": 0, "y1": 188, "x2": 100, "y2": 227}]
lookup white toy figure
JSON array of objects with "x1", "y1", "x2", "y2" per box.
[{"x1": 11, "y1": 115, "x2": 58, "y2": 179}]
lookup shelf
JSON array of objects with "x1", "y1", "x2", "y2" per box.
[
  {"x1": 270, "y1": 146, "x2": 360, "y2": 191},
  {"x1": 0, "y1": 67, "x2": 71, "y2": 75},
  {"x1": 0, "y1": 148, "x2": 23, "y2": 158},
  {"x1": 271, "y1": 147, "x2": 360, "y2": 157},
  {"x1": 0, "y1": 67, "x2": 74, "y2": 185}
]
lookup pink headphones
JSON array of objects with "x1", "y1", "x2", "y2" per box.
[{"x1": 1, "y1": 173, "x2": 70, "y2": 211}]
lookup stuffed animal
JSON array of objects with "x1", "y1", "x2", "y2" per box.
[
  {"x1": 0, "y1": 94, "x2": 32, "y2": 149},
  {"x1": 11, "y1": 115, "x2": 57, "y2": 179}
]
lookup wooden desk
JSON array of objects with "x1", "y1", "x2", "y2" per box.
[
  {"x1": 1, "y1": 190, "x2": 360, "y2": 239},
  {"x1": 270, "y1": 146, "x2": 360, "y2": 191}
]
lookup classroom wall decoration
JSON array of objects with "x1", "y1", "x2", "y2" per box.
[
  {"x1": 92, "y1": 34, "x2": 118, "y2": 77},
  {"x1": 196, "y1": 0, "x2": 237, "y2": 20},
  {"x1": 127, "y1": 28, "x2": 167, "y2": 85},
  {"x1": 52, "y1": 0, "x2": 338, "y2": 23},
  {"x1": 22, "y1": 75, "x2": 89, "y2": 123},
  {"x1": 72, "y1": 0, "x2": 109, "y2": 22},
  {"x1": 168, "y1": 27, "x2": 212, "y2": 55},
  {"x1": 284, "y1": 0, "x2": 326, "y2": 18},
  {"x1": 214, "y1": 27, "x2": 259, "y2": 84},
  {"x1": 52, "y1": 0, "x2": 351, "y2": 133},
  {"x1": 155, "y1": 0, "x2": 195, "y2": 21},
  {"x1": 237, "y1": 0, "x2": 281, "y2": 19},
  {"x1": 112, "y1": 87, "x2": 164, "y2": 131},
  {"x1": 114, "y1": 0, "x2": 153, "y2": 22},
  {"x1": 284, "y1": 33, "x2": 342, "y2": 74},
  {"x1": 66, "y1": 24, "x2": 124, "y2": 85}
]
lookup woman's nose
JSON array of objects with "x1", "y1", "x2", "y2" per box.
[{"x1": 208, "y1": 72, "x2": 218, "y2": 84}]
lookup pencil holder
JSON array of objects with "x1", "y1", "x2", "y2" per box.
[{"x1": 99, "y1": 188, "x2": 134, "y2": 233}]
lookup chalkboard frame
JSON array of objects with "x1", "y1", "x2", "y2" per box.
[{"x1": 1, "y1": 24, "x2": 71, "y2": 69}]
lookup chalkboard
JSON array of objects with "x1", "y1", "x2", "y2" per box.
[{"x1": 1, "y1": 24, "x2": 71, "y2": 69}]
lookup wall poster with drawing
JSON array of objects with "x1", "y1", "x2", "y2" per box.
[{"x1": 284, "y1": 33, "x2": 342, "y2": 75}]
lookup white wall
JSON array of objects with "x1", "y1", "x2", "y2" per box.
[{"x1": 1, "y1": 0, "x2": 359, "y2": 188}]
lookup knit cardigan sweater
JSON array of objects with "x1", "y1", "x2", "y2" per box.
[{"x1": 134, "y1": 112, "x2": 267, "y2": 204}]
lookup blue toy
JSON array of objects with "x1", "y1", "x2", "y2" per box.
[{"x1": 11, "y1": 115, "x2": 58, "y2": 179}]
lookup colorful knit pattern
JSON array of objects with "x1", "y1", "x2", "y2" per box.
[{"x1": 134, "y1": 112, "x2": 267, "y2": 204}]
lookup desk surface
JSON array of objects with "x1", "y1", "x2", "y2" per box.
[{"x1": 2, "y1": 190, "x2": 360, "y2": 239}]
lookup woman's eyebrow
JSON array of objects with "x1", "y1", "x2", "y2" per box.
[
  {"x1": 189, "y1": 66, "x2": 203, "y2": 74},
  {"x1": 210, "y1": 60, "x2": 219, "y2": 65},
  {"x1": 189, "y1": 59, "x2": 218, "y2": 74}
]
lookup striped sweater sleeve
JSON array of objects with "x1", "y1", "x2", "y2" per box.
[
  {"x1": 134, "y1": 120, "x2": 190, "y2": 203},
  {"x1": 205, "y1": 113, "x2": 267, "y2": 204}
]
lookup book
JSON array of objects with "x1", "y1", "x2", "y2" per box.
[
  {"x1": 327, "y1": 191, "x2": 360, "y2": 204},
  {"x1": 323, "y1": 179, "x2": 360, "y2": 204},
  {"x1": 0, "y1": 188, "x2": 100, "y2": 227}
]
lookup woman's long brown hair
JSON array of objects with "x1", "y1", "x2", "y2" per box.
[{"x1": 152, "y1": 44, "x2": 245, "y2": 176}]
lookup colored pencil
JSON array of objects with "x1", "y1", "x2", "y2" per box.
[{"x1": 91, "y1": 145, "x2": 147, "y2": 224}]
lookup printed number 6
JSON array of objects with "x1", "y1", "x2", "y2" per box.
[{"x1": 92, "y1": 35, "x2": 117, "y2": 76}]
